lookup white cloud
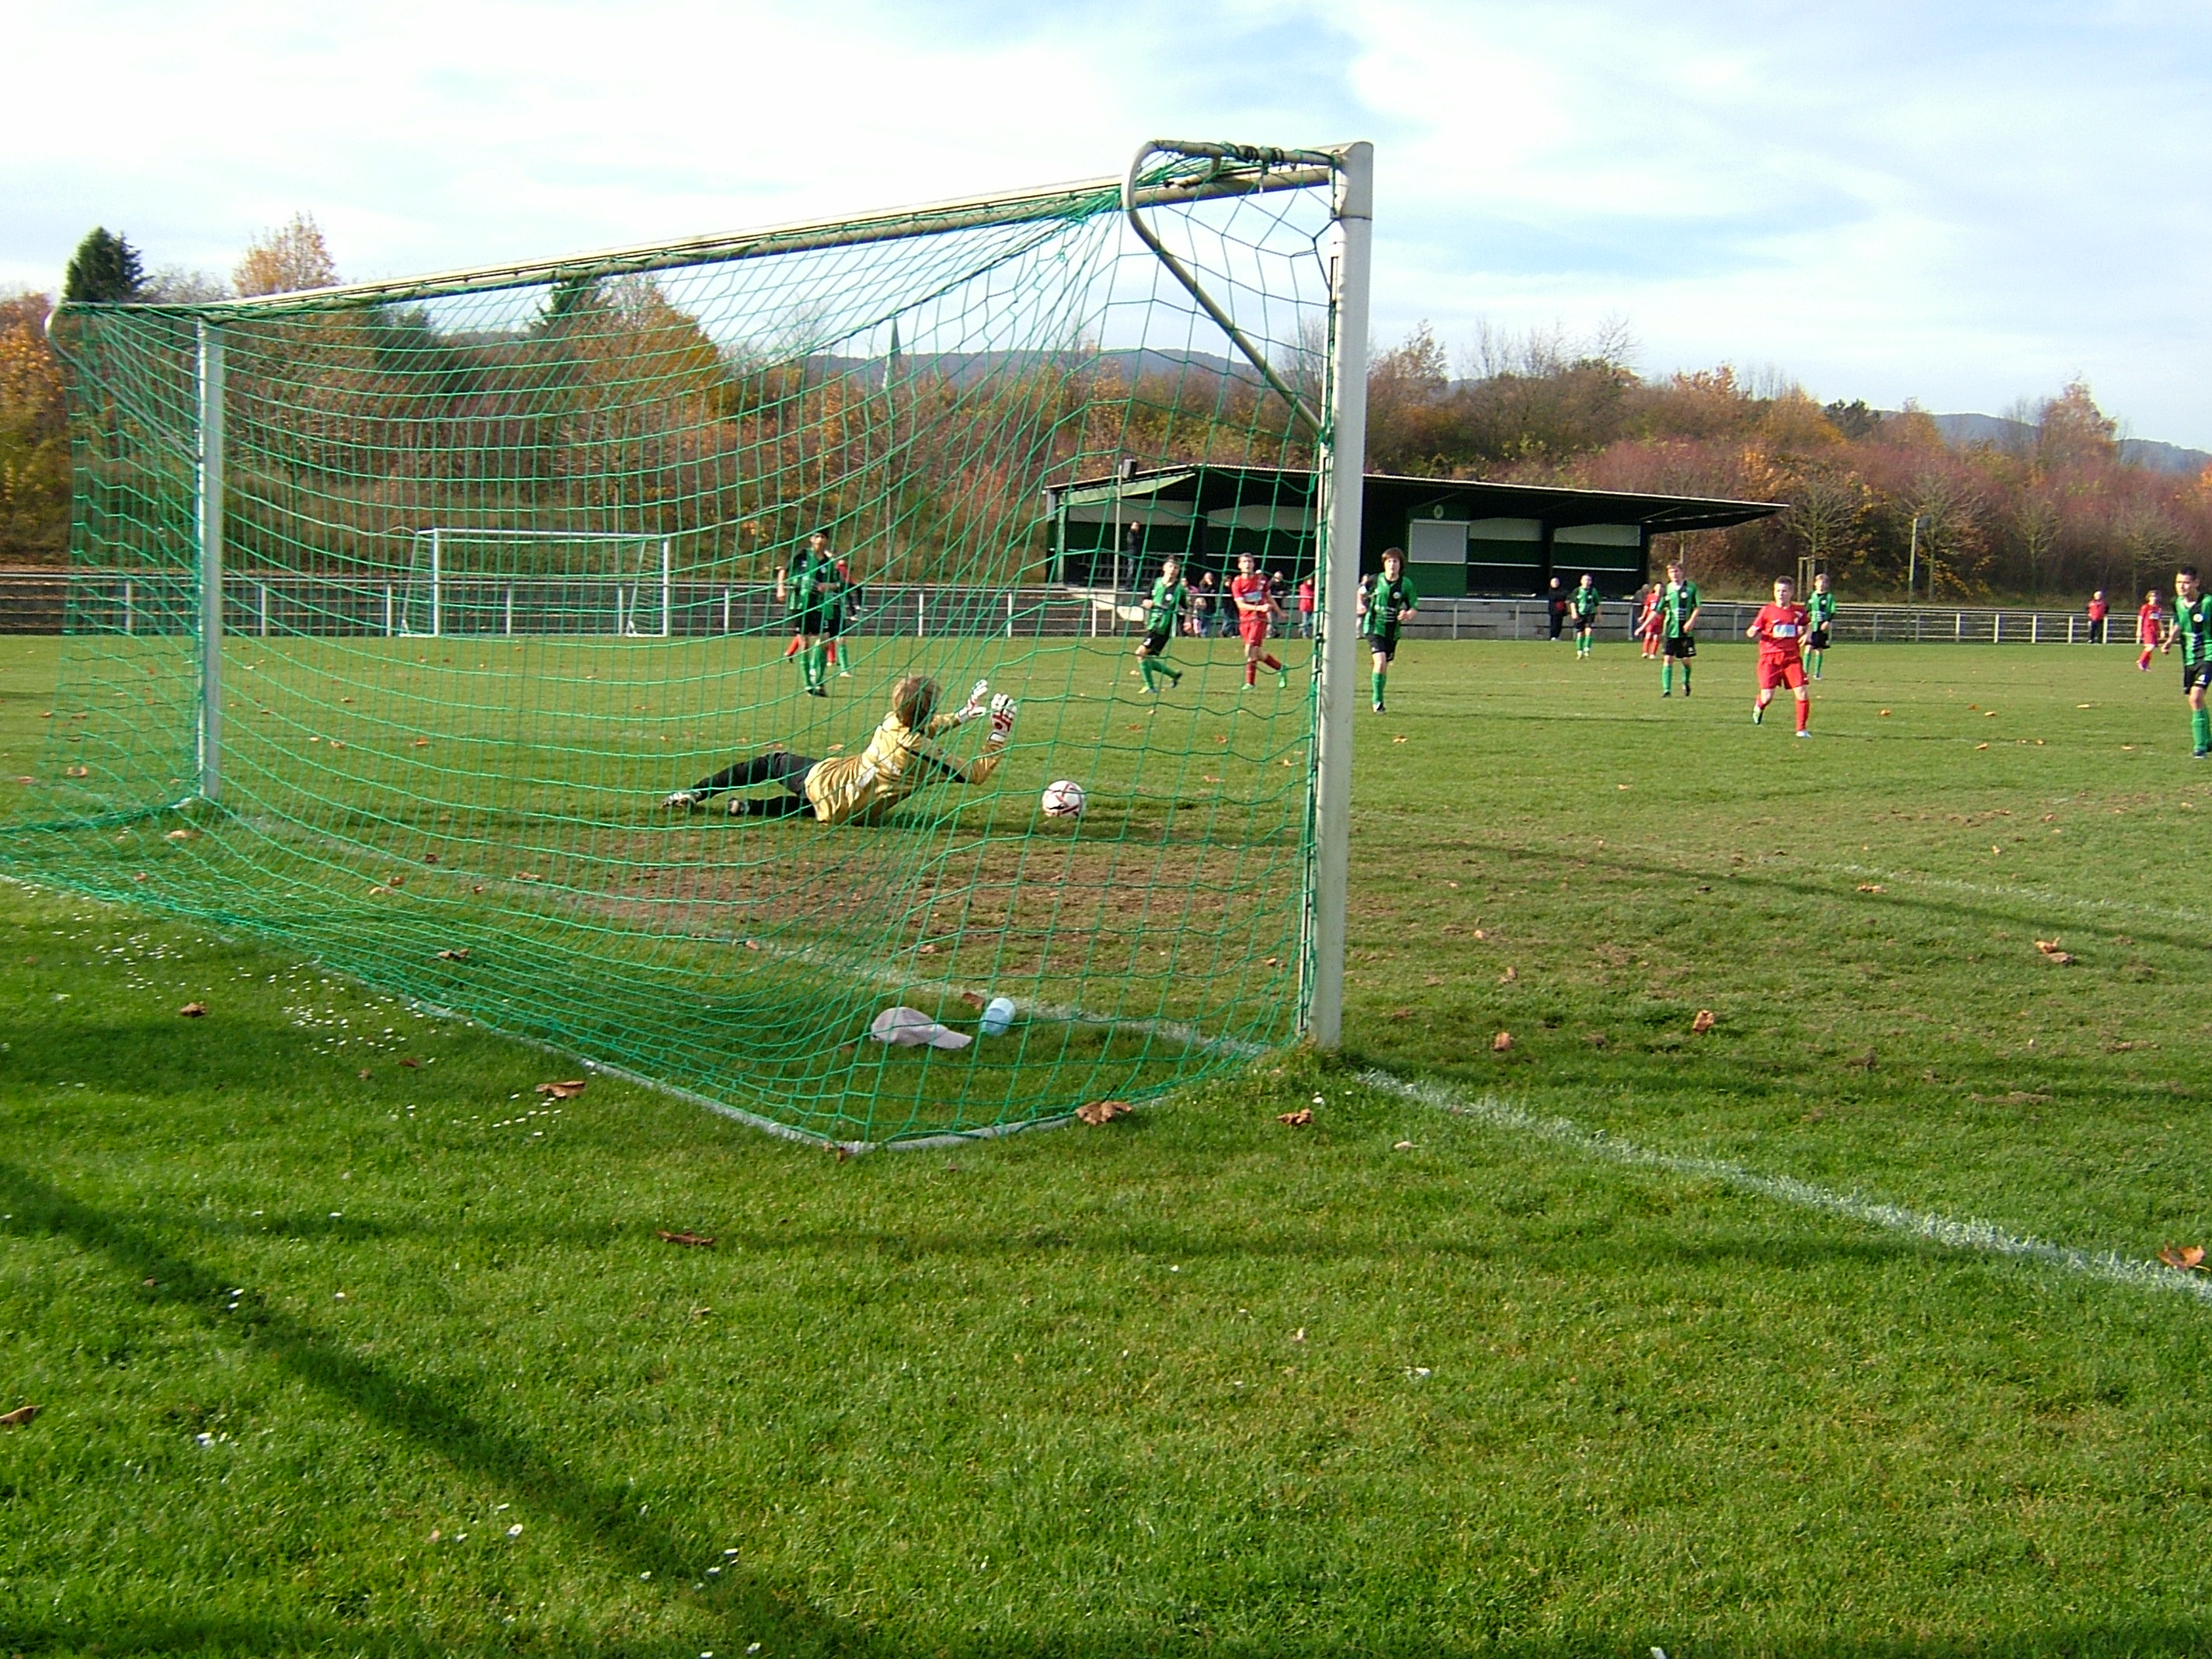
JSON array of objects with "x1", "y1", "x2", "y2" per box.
[{"x1": 4, "y1": 1, "x2": 2208, "y2": 443}]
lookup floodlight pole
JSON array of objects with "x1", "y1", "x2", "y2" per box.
[
  {"x1": 1305, "y1": 140, "x2": 1372, "y2": 1049},
  {"x1": 194, "y1": 321, "x2": 226, "y2": 804}
]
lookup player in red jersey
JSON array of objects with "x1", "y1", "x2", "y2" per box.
[
  {"x1": 1746, "y1": 576, "x2": 1812, "y2": 736},
  {"x1": 2137, "y1": 588, "x2": 2163, "y2": 671},
  {"x1": 1230, "y1": 552, "x2": 1287, "y2": 689},
  {"x1": 1637, "y1": 584, "x2": 1662, "y2": 658}
]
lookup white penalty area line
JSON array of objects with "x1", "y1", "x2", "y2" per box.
[
  {"x1": 1359, "y1": 1067, "x2": 2212, "y2": 1309},
  {"x1": 1825, "y1": 862, "x2": 2212, "y2": 932}
]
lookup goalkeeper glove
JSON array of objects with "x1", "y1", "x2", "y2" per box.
[
  {"x1": 954, "y1": 680, "x2": 990, "y2": 722},
  {"x1": 986, "y1": 694, "x2": 1018, "y2": 746}
]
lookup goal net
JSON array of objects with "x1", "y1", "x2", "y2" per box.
[{"x1": 12, "y1": 141, "x2": 1369, "y2": 1149}]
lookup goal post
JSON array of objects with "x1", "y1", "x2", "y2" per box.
[{"x1": 24, "y1": 137, "x2": 1372, "y2": 1148}]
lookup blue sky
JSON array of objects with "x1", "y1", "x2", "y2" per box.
[{"x1": 8, "y1": 0, "x2": 2208, "y2": 444}]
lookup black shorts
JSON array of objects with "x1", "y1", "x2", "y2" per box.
[
  {"x1": 1365, "y1": 632, "x2": 1399, "y2": 662},
  {"x1": 2184, "y1": 660, "x2": 2212, "y2": 694},
  {"x1": 1573, "y1": 615, "x2": 1596, "y2": 633},
  {"x1": 790, "y1": 605, "x2": 832, "y2": 636},
  {"x1": 1807, "y1": 627, "x2": 1831, "y2": 652},
  {"x1": 1139, "y1": 627, "x2": 1172, "y2": 657},
  {"x1": 1662, "y1": 634, "x2": 1696, "y2": 659}
]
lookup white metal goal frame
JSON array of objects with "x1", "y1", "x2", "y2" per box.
[
  {"x1": 95, "y1": 136, "x2": 1371, "y2": 1052},
  {"x1": 402, "y1": 528, "x2": 675, "y2": 638}
]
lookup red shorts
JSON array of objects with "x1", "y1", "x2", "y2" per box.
[
  {"x1": 1758, "y1": 655, "x2": 1807, "y2": 692},
  {"x1": 1239, "y1": 614, "x2": 1271, "y2": 645}
]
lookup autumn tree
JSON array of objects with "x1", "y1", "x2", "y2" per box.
[
  {"x1": 234, "y1": 214, "x2": 340, "y2": 297},
  {"x1": 0, "y1": 292, "x2": 71, "y2": 560},
  {"x1": 62, "y1": 228, "x2": 144, "y2": 303}
]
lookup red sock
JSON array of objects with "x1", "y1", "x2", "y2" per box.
[
  {"x1": 1261, "y1": 654, "x2": 1283, "y2": 672},
  {"x1": 826, "y1": 641, "x2": 838, "y2": 666},
  {"x1": 784, "y1": 636, "x2": 802, "y2": 659},
  {"x1": 1796, "y1": 697, "x2": 1809, "y2": 732},
  {"x1": 1244, "y1": 663, "x2": 1257, "y2": 687}
]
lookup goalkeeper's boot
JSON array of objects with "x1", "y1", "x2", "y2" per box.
[
  {"x1": 806, "y1": 684, "x2": 828, "y2": 698},
  {"x1": 663, "y1": 790, "x2": 701, "y2": 809}
]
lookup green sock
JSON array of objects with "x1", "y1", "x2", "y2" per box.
[
  {"x1": 1810, "y1": 651, "x2": 1823, "y2": 675},
  {"x1": 1372, "y1": 671, "x2": 1386, "y2": 705},
  {"x1": 1138, "y1": 657, "x2": 1156, "y2": 690},
  {"x1": 1167, "y1": 663, "x2": 1182, "y2": 683},
  {"x1": 2194, "y1": 708, "x2": 2210, "y2": 751},
  {"x1": 1682, "y1": 663, "x2": 1692, "y2": 693},
  {"x1": 1662, "y1": 662, "x2": 1673, "y2": 693},
  {"x1": 809, "y1": 645, "x2": 827, "y2": 687}
]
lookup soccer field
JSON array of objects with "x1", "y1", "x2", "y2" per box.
[{"x1": 5, "y1": 636, "x2": 2212, "y2": 1656}]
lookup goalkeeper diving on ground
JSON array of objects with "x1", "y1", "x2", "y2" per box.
[{"x1": 663, "y1": 676, "x2": 1017, "y2": 823}]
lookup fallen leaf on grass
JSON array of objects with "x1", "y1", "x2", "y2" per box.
[
  {"x1": 1974, "y1": 743, "x2": 1990, "y2": 750},
  {"x1": 178, "y1": 1002, "x2": 207, "y2": 1017},
  {"x1": 130, "y1": 872, "x2": 148, "y2": 882},
  {"x1": 1984, "y1": 710, "x2": 1998, "y2": 718},
  {"x1": 1277, "y1": 1108, "x2": 1314, "y2": 1126},
  {"x1": 1424, "y1": 975, "x2": 1445, "y2": 986},
  {"x1": 434, "y1": 948, "x2": 470, "y2": 962},
  {"x1": 1201, "y1": 774, "x2": 1221, "y2": 784},
  {"x1": 1879, "y1": 709, "x2": 1891, "y2": 718},
  {"x1": 1588, "y1": 1032, "x2": 1607, "y2": 1049},
  {"x1": 1471, "y1": 928, "x2": 1485, "y2": 940},
  {"x1": 0, "y1": 1404, "x2": 39, "y2": 1428},
  {"x1": 958, "y1": 990, "x2": 986, "y2": 1008},
  {"x1": 64, "y1": 765, "x2": 89, "y2": 777},
  {"x1": 656, "y1": 1229, "x2": 715, "y2": 1248},
  {"x1": 1499, "y1": 965, "x2": 1516, "y2": 983},
  {"x1": 1076, "y1": 1099, "x2": 1133, "y2": 1125},
  {"x1": 423, "y1": 852, "x2": 440, "y2": 864},
  {"x1": 917, "y1": 943, "x2": 937, "y2": 955},
  {"x1": 164, "y1": 828, "x2": 195, "y2": 842},
  {"x1": 1691, "y1": 1009, "x2": 1716, "y2": 1033},
  {"x1": 1857, "y1": 883, "x2": 1885, "y2": 893},
  {"x1": 2035, "y1": 940, "x2": 2075, "y2": 965},
  {"x1": 357, "y1": 1069, "x2": 371, "y2": 1080},
  {"x1": 1391, "y1": 735, "x2": 1408, "y2": 744},
  {"x1": 398, "y1": 1057, "x2": 419, "y2": 1069},
  {"x1": 2158, "y1": 1243, "x2": 2207, "y2": 1271},
  {"x1": 1262, "y1": 956, "x2": 1282, "y2": 967},
  {"x1": 743, "y1": 939, "x2": 761, "y2": 951},
  {"x1": 535, "y1": 1079, "x2": 588, "y2": 1099},
  {"x1": 514, "y1": 871, "x2": 541, "y2": 882},
  {"x1": 1492, "y1": 1031, "x2": 1513, "y2": 1052},
  {"x1": 1389, "y1": 1007, "x2": 1412, "y2": 1020},
  {"x1": 412, "y1": 738, "x2": 431, "y2": 747}
]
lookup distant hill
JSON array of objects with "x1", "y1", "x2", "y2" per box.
[{"x1": 1925, "y1": 412, "x2": 2209, "y2": 475}]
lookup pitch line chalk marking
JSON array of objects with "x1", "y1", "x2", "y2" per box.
[{"x1": 1362, "y1": 1067, "x2": 2212, "y2": 1308}]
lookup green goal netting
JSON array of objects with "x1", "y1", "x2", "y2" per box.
[{"x1": 8, "y1": 140, "x2": 1370, "y2": 1149}]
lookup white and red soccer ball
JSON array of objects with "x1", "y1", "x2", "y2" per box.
[{"x1": 1041, "y1": 779, "x2": 1085, "y2": 819}]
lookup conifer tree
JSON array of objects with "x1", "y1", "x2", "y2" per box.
[{"x1": 61, "y1": 228, "x2": 144, "y2": 304}]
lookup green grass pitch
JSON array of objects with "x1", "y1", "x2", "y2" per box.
[{"x1": 5, "y1": 634, "x2": 2212, "y2": 1656}]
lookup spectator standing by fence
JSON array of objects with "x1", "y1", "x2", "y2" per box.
[
  {"x1": 2088, "y1": 590, "x2": 2109, "y2": 644},
  {"x1": 1296, "y1": 576, "x2": 1314, "y2": 636}
]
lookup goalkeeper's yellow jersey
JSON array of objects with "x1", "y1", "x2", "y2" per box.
[{"x1": 804, "y1": 710, "x2": 1007, "y2": 826}]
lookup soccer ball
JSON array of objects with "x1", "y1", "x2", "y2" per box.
[{"x1": 1041, "y1": 779, "x2": 1085, "y2": 819}]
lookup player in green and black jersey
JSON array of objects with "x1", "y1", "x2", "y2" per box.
[
  {"x1": 1136, "y1": 558, "x2": 1189, "y2": 694},
  {"x1": 1569, "y1": 573, "x2": 1602, "y2": 659},
  {"x1": 782, "y1": 532, "x2": 837, "y2": 697},
  {"x1": 2162, "y1": 565, "x2": 2212, "y2": 758},
  {"x1": 1804, "y1": 572, "x2": 1836, "y2": 679},
  {"x1": 1658, "y1": 561, "x2": 1701, "y2": 697},
  {"x1": 1360, "y1": 548, "x2": 1420, "y2": 713}
]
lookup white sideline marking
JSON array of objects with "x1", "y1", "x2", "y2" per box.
[
  {"x1": 1361, "y1": 1068, "x2": 2212, "y2": 1308},
  {"x1": 1826, "y1": 862, "x2": 2212, "y2": 930}
]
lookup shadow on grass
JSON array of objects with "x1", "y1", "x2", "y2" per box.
[{"x1": 0, "y1": 1156, "x2": 872, "y2": 1658}]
